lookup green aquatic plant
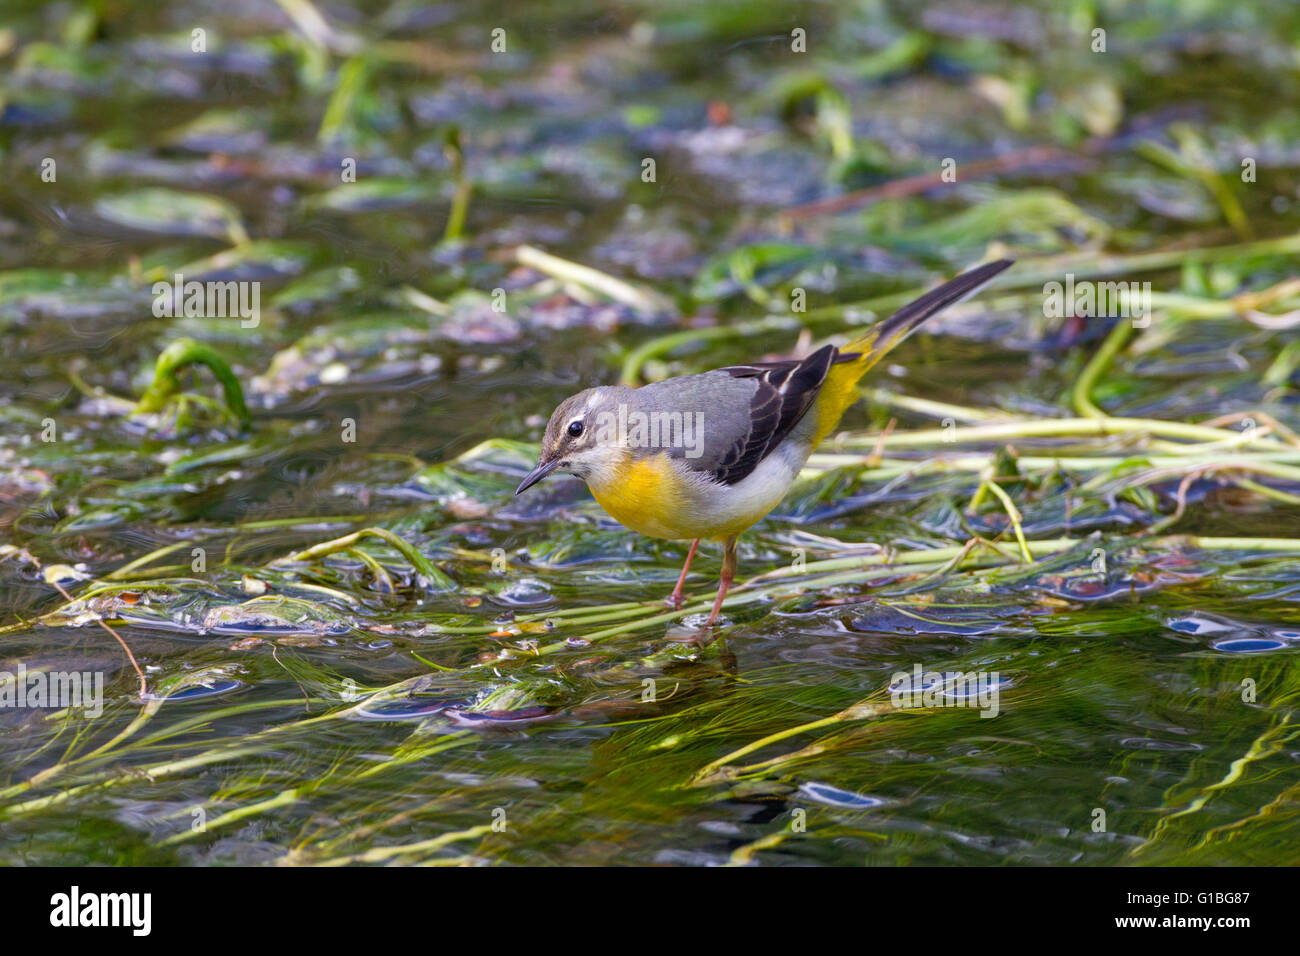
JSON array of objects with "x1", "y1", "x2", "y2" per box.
[
  {"x1": 134, "y1": 338, "x2": 251, "y2": 429},
  {"x1": 4, "y1": 0, "x2": 1300, "y2": 868}
]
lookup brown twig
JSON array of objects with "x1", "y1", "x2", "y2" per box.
[
  {"x1": 865, "y1": 417, "x2": 898, "y2": 468},
  {"x1": 50, "y1": 581, "x2": 147, "y2": 700},
  {"x1": 779, "y1": 141, "x2": 1104, "y2": 224}
]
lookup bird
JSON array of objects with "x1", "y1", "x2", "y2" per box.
[{"x1": 516, "y1": 258, "x2": 1014, "y2": 626}]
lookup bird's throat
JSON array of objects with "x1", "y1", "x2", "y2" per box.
[{"x1": 585, "y1": 452, "x2": 695, "y2": 540}]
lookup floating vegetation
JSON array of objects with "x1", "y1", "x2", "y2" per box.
[
  {"x1": 134, "y1": 338, "x2": 251, "y2": 430},
  {"x1": 2, "y1": 0, "x2": 1300, "y2": 868}
]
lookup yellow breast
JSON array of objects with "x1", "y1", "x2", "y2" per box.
[
  {"x1": 587, "y1": 453, "x2": 699, "y2": 540},
  {"x1": 585, "y1": 447, "x2": 804, "y2": 542}
]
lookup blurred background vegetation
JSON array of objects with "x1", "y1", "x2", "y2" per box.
[{"x1": 1, "y1": 0, "x2": 1299, "y2": 865}]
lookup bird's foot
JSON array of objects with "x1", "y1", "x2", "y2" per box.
[
  {"x1": 664, "y1": 591, "x2": 686, "y2": 610},
  {"x1": 679, "y1": 612, "x2": 726, "y2": 630}
]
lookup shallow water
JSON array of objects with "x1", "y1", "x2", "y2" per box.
[{"x1": 2, "y1": 0, "x2": 1299, "y2": 865}]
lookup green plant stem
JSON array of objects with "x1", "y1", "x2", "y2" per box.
[
  {"x1": 305, "y1": 824, "x2": 493, "y2": 866},
  {"x1": 273, "y1": 527, "x2": 454, "y2": 590},
  {"x1": 620, "y1": 316, "x2": 796, "y2": 384},
  {"x1": 980, "y1": 478, "x2": 1032, "y2": 562},
  {"x1": 442, "y1": 126, "x2": 471, "y2": 242},
  {"x1": 622, "y1": 233, "x2": 1300, "y2": 383},
  {"x1": 804, "y1": 451, "x2": 1300, "y2": 483},
  {"x1": 135, "y1": 338, "x2": 251, "y2": 427},
  {"x1": 1072, "y1": 316, "x2": 1134, "y2": 418},
  {"x1": 516, "y1": 245, "x2": 673, "y2": 314},
  {"x1": 849, "y1": 404, "x2": 1289, "y2": 450}
]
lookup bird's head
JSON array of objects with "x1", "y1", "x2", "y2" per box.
[{"x1": 515, "y1": 386, "x2": 631, "y2": 494}]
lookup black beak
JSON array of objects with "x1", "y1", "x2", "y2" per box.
[{"x1": 515, "y1": 456, "x2": 561, "y2": 495}]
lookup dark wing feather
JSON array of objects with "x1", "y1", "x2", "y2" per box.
[
  {"x1": 664, "y1": 261, "x2": 1015, "y2": 487},
  {"x1": 708, "y1": 343, "x2": 837, "y2": 485}
]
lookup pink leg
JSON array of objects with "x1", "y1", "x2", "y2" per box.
[
  {"x1": 666, "y1": 538, "x2": 699, "y2": 608},
  {"x1": 705, "y1": 537, "x2": 738, "y2": 626}
]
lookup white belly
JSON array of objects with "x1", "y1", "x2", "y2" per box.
[{"x1": 673, "y1": 438, "x2": 811, "y2": 540}]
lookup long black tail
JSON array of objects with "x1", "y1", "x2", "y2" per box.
[{"x1": 842, "y1": 258, "x2": 1014, "y2": 364}]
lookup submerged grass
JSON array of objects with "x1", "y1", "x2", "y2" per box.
[
  {"x1": 6, "y1": 259, "x2": 1300, "y2": 862},
  {"x1": 4, "y1": 0, "x2": 1300, "y2": 865}
]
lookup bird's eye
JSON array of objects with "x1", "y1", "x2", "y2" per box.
[{"x1": 567, "y1": 420, "x2": 584, "y2": 438}]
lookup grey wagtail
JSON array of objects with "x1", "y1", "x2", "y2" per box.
[{"x1": 516, "y1": 258, "x2": 1013, "y2": 625}]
